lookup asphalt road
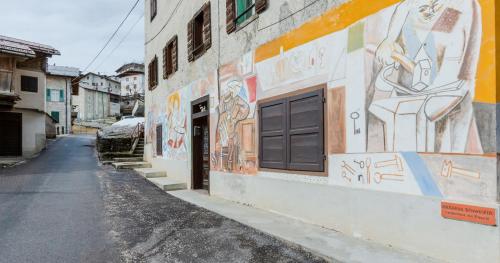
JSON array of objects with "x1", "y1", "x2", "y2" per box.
[{"x1": 0, "y1": 136, "x2": 326, "y2": 263}]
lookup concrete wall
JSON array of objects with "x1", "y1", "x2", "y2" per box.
[
  {"x1": 11, "y1": 109, "x2": 46, "y2": 157},
  {"x1": 211, "y1": 171, "x2": 500, "y2": 263},
  {"x1": 13, "y1": 68, "x2": 46, "y2": 111},
  {"x1": 46, "y1": 75, "x2": 72, "y2": 134},
  {"x1": 144, "y1": 1, "x2": 500, "y2": 262}
]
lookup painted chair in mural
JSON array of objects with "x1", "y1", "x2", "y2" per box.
[{"x1": 368, "y1": 0, "x2": 482, "y2": 153}]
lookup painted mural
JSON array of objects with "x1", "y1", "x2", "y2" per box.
[
  {"x1": 252, "y1": 0, "x2": 496, "y2": 204},
  {"x1": 162, "y1": 73, "x2": 218, "y2": 161},
  {"x1": 211, "y1": 52, "x2": 258, "y2": 174},
  {"x1": 163, "y1": 90, "x2": 188, "y2": 160}
]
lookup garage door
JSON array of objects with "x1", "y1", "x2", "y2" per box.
[{"x1": 0, "y1": 112, "x2": 22, "y2": 156}]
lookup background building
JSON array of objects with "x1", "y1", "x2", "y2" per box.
[
  {"x1": 143, "y1": 1, "x2": 500, "y2": 263},
  {"x1": 116, "y1": 63, "x2": 145, "y2": 116},
  {"x1": 115, "y1": 62, "x2": 145, "y2": 96},
  {"x1": 0, "y1": 35, "x2": 60, "y2": 157},
  {"x1": 72, "y1": 72, "x2": 121, "y2": 121},
  {"x1": 46, "y1": 65, "x2": 79, "y2": 135}
]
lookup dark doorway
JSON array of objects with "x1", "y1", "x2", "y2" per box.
[
  {"x1": 191, "y1": 96, "x2": 210, "y2": 191},
  {"x1": 0, "y1": 112, "x2": 22, "y2": 156}
]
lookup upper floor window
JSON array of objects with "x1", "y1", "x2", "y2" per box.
[
  {"x1": 163, "y1": 35, "x2": 178, "y2": 79},
  {"x1": 226, "y1": 0, "x2": 267, "y2": 34},
  {"x1": 20, "y1": 75, "x2": 38, "y2": 93},
  {"x1": 0, "y1": 58, "x2": 13, "y2": 93},
  {"x1": 237, "y1": 0, "x2": 255, "y2": 25},
  {"x1": 148, "y1": 56, "x2": 158, "y2": 90},
  {"x1": 187, "y1": 2, "x2": 211, "y2": 62},
  {"x1": 150, "y1": 0, "x2": 157, "y2": 21},
  {"x1": 46, "y1": 89, "x2": 64, "y2": 102}
]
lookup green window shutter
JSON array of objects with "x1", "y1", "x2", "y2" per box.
[
  {"x1": 51, "y1": 111, "x2": 60, "y2": 123},
  {"x1": 59, "y1": 90, "x2": 64, "y2": 102},
  {"x1": 46, "y1": 89, "x2": 51, "y2": 101}
]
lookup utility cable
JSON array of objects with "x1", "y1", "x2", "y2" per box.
[
  {"x1": 145, "y1": 0, "x2": 183, "y2": 45},
  {"x1": 93, "y1": 13, "x2": 145, "y2": 73},
  {"x1": 83, "y1": 0, "x2": 142, "y2": 72}
]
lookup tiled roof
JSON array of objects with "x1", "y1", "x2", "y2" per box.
[
  {"x1": 47, "y1": 65, "x2": 80, "y2": 77},
  {"x1": 0, "y1": 35, "x2": 60, "y2": 57}
]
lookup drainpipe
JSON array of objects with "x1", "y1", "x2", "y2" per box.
[{"x1": 65, "y1": 78, "x2": 68, "y2": 134}]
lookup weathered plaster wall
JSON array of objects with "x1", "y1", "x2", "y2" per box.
[
  {"x1": 12, "y1": 109, "x2": 46, "y2": 157},
  {"x1": 144, "y1": 1, "x2": 500, "y2": 262},
  {"x1": 13, "y1": 68, "x2": 46, "y2": 111}
]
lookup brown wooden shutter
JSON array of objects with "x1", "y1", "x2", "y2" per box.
[
  {"x1": 187, "y1": 19, "x2": 194, "y2": 62},
  {"x1": 172, "y1": 35, "x2": 178, "y2": 72},
  {"x1": 148, "y1": 61, "x2": 152, "y2": 90},
  {"x1": 287, "y1": 89, "x2": 324, "y2": 172},
  {"x1": 226, "y1": 0, "x2": 236, "y2": 34},
  {"x1": 259, "y1": 99, "x2": 287, "y2": 169},
  {"x1": 156, "y1": 124, "x2": 163, "y2": 156},
  {"x1": 162, "y1": 46, "x2": 168, "y2": 79},
  {"x1": 255, "y1": 0, "x2": 268, "y2": 14},
  {"x1": 203, "y1": 2, "x2": 212, "y2": 51}
]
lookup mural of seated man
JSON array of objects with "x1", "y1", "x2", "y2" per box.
[{"x1": 368, "y1": 0, "x2": 482, "y2": 153}]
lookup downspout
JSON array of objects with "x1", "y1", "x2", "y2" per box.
[{"x1": 65, "y1": 78, "x2": 68, "y2": 134}]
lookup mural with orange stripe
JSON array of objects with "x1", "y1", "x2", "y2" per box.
[{"x1": 255, "y1": 0, "x2": 496, "y2": 104}]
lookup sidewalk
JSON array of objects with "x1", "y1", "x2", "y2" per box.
[{"x1": 169, "y1": 190, "x2": 444, "y2": 263}]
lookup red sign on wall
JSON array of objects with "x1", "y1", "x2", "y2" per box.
[{"x1": 441, "y1": 202, "x2": 497, "y2": 226}]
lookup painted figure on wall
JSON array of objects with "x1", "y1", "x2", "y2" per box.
[
  {"x1": 368, "y1": 0, "x2": 482, "y2": 153},
  {"x1": 165, "y1": 91, "x2": 188, "y2": 160},
  {"x1": 215, "y1": 79, "x2": 250, "y2": 171}
]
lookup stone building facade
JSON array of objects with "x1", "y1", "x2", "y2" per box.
[{"x1": 143, "y1": 1, "x2": 500, "y2": 262}]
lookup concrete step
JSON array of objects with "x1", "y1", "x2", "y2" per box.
[
  {"x1": 134, "y1": 168, "x2": 167, "y2": 178},
  {"x1": 112, "y1": 162, "x2": 151, "y2": 169},
  {"x1": 113, "y1": 157, "x2": 143, "y2": 162},
  {"x1": 147, "y1": 177, "x2": 187, "y2": 191}
]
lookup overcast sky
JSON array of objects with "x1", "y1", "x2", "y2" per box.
[{"x1": 0, "y1": 0, "x2": 145, "y2": 76}]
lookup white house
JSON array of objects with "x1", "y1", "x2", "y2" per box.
[
  {"x1": 72, "y1": 72, "x2": 121, "y2": 121},
  {"x1": 46, "y1": 65, "x2": 79, "y2": 135}
]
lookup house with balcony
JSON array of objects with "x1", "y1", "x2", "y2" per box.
[{"x1": 0, "y1": 35, "x2": 60, "y2": 157}]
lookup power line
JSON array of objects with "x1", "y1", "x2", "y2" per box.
[
  {"x1": 83, "y1": 0, "x2": 142, "y2": 72},
  {"x1": 93, "y1": 14, "x2": 144, "y2": 73},
  {"x1": 145, "y1": 0, "x2": 183, "y2": 45}
]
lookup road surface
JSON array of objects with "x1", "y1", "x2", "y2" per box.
[{"x1": 0, "y1": 136, "x2": 326, "y2": 262}]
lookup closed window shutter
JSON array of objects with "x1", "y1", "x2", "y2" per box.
[
  {"x1": 202, "y1": 2, "x2": 212, "y2": 51},
  {"x1": 287, "y1": 89, "x2": 324, "y2": 172},
  {"x1": 255, "y1": 0, "x2": 268, "y2": 14},
  {"x1": 187, "y1": 19, "x2": 194, "y2": 62},
  {"x1": 46, "y1": 89, "x2": 51, "y2": 101},
  {"x1": 163, "y1": 45, "x2": 168, "y2": 79},
  {"x1": 172, "y1": 35, "x2": 178, "y2": 72},
  {"x1": 156, "y1": 124, "x2": 163, "y2": 156},
  {"x1": 153, "y1": 57, "x2": 158, "y2": 87},
  {"x1": 226, "y1": 0, "x2": 236, "y2": 34},
  {"x1": 259, "y1": 99, "x2": 287, "y2": 169},
  {"x1": 59, "y1": 90, "x2": 64, "y2": 102}
]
